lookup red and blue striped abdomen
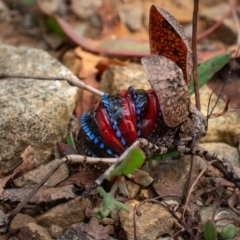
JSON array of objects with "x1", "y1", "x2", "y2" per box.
[{"x1": 77, "y1": 87, "x2": 168, "y2": 157}]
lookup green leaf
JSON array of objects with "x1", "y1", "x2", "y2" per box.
[
  {"x1": 203, "y1": 220, "x2": 217, "y2": 240},
  {"x1": 66, "y1": 133, "x2": 75, "y2": 148},
  {"x1": 45, "y1": 17, "x2": 66, "y2": 38},
  {"x1": 220, "y1": 224, "x2": 238, "y2": 239},
  {"x1": 190, "y1": 52, "x2": 232, "y2": 95},
  {"x1": 106, "y1": 146, "x2": 145, "y2": 180},
  {"x1": 149, "y1": 148, "x2": 179, "y2": 161}
]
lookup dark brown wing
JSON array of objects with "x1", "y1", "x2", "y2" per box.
[
  {"x1": 141, "y1": 55, "x2": 190, "y2": 127},
  {"x1": 149, "y1": 5, "x2": 192, "y2": 85}
]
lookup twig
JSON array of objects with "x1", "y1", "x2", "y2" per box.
[
  {"x1": 7, "y1": 159, "x2": 66, "y2": 223},
  {"x1": 0, "y1": 74, "x2": 104, "y2": 97},
  {"x1": 192, "y1": 0, "x2": 200, "y2": 111},
  {"x1": 182, "y1": 160, "x2": 216, "y2": 220},
  {"x1": 185, "y1": 155, "x2": 197, "y2": 199}
]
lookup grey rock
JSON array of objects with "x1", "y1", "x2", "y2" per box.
[
  {"x1": 18, "y1": 222, "x2": 53, "y2": 240},
  {"x1": 199, "y1": 142, "x2": 240, "y2": 168},
  {"x1": 0, "y1": 44, "x2": 78, "y2": 177},
  {"x1": 70, "y1": 0, "x2": 102, "y2": 20},
  {"x1": 48, "y1": 224, "x2": 63, "y2": 238},
  {"x1": 121, "y1": 5, "x2": 143, "y2": 31},
  {"x1": 131, "y1": 169, "x2": 153, "y2": 188},
  {"x1": 13, "y1": 159, "x2": 69, "y2": 188},
  {"x1": 35, "y1": 197, "x2": 91, "y2": 229},
  {"x1": 119, "y1": 200, "x2": 174, "y2": 240},
  {"x1": 192, "y1": 85, "x2": 240, "y2": 146},
  {"x1": 9, "y1": 213, "x2": 37, "y2": 235},
  {"x1": 99, "y1": 63, "x2": 150, "y2": 95},
  {"x1": 57, "y1": 223, "x2": 87, "y2": 240},
  {"x1": 198, "y1": 206, "x2": 240, "y2": 232},
  {"x1": 0, "y1": 210, "x2": 7, "y2": 233}
]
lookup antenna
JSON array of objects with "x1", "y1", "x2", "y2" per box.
[{"x1": 206, "y1": 45, "x2": 240, "y2": 124}]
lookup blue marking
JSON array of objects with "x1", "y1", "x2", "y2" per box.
[
  {"x1": 80, "y1": 113, "x2": 119, "y2": 158},
  {"x1": 101, "y1": 93, "x2": 126, "y2": 146},
  {"x1": 107, "y1": 149, "x2": 112, "y2": 154},
  {"x1": 81, "y1": 112, "x2": 112, "y2": 154},
  {"x1": 129, "y1": 86, "x2": 141, "y2": 137}
]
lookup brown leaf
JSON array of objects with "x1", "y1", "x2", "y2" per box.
[
  {"x1": 0, "y1": 185, "x2": 76, "y2": 204},
  {"x1": 58, "y1": 169, "x2": 98, "y2": 189},
  {"x1": 0, "y1": 146, "x2": 38, "y2": 196},
  {"x1": 85, "y1": 218, "x2": 109, "y2": 240}
]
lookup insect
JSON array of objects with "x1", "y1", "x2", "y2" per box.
[
  {"x1": 75, "y1": 6, "x2": 240, "y2": 191},
  {"x1": 0, "y1": 5, "x2": 239, "y2": 193},
  {"x1": 77, "y1": 5, "x2": 194, "y2": 159}
]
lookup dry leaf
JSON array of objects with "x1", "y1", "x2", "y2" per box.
[
  {"x1": 0, "y1": 146, "x2": 38, "y2": 196},
  {"x1": 58, "y1": 169, "x2": 98, "y2": 189},
  {"x1": 85, "y1": 218, "x2": 109, "y2": 240}
]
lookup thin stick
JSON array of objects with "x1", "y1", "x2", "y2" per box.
[
  {"x1": 192, "y1": 0, "x2": 200, "y2": 111},
  {"x1": 185, "y1": 155, "x2": 197, "y2": 199},
  {"x1": 7, "y1": 159, "x2": 67, "y2": 223},
  {"x1": 182, "y1": 160, "x2": 215, "y2": 220},
  {"x1": 0, "y1": 74, "x2": 104, "y2": 97}
]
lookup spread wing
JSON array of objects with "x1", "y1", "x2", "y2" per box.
[
  {"x1": 149, "y1": 5, "x2": 193, "y2": 86},
  {"x1": 141, "y1": 55, "x2": 190, "y2": 127}
]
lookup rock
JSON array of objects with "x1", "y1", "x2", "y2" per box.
[
  {"x1": 35, "y1": 197, "x2": 91, "y2": 229},
  {"x1": 110, "y1": 209, "x2": 120, "y2": 227},
  {"x1": 57, "y1": 223, "x2": 87, "y2": 240},
  {"x1": 57, "y1": 221, "x2": 117, "y2": 240},
  {"x1": 125, "y1": 181, "x2": 140, "y2": 199},
  {"x1": 120, "y1": 4, "x2": 143, "y2": 31},
  {"x1": 131, "y1": 169, "x2": 153, "y2": 188},
  {"x1": 107, "y1": 225, "x2": 114, "y2": 235},
  {"x1": 9, "y1": 213, "x2": 37, "y2": 235},
  {"x1": 18, "y1": 222, "x2": 52, "y2": 240},
  {"x1": 199, "y1": 143, "x2": 240, "y2": 168},
  {"x1": 198, "y1": 206, "x2": 240, "y2": 232},
  {"x1": 200, "y1": 3, "x2": 237, "y2": 44},
  {"x1": 13, "y1": 159, "x2": 69, "y2": 188},
  {"x1": 139, "y1": 189, "x2": 149, "y2": 199},
  {"x1": 0, "y1": 234, "x2": 8, "y2": 240},
  {"x1": 48, "y1": 224, "x2": 63, "y2": 238},
  {"x1": 101, "y1": 218, "x2": 114, "y2": 225},
  {"x1": 0, "y1": 44, "x2": 78, "y2": 177},
  {"x1": 70, "y1": 0, "x2": 102, "y2": 20},
  {"x1": 192, "y1": 85, "x2": 240, "y2": 146},
  {"x1": 0, "y1": 210, "x2": 7, "y2": 233},
  {"x1": 151, "y1": 158, "x2": 190, "y2": 201},
  {"x1": 119, "y1": 200, "x2": 174, "y2": 240},
  {"x1": 99, "y1": 63, "x2": 150, "y2": 95}
]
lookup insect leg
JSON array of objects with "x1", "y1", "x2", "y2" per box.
[
  {"x1": 81, "y1": 138, "x2": 159, "y2": 197},
  {"x1": 177, "y1": 145, "x2": 240, "y2": 190}
]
